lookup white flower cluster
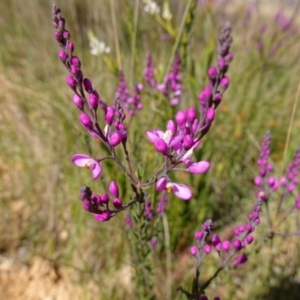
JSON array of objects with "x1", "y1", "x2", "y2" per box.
[
  {"x1": 87, "y1": 30, "x2": 110, "y2": 56},
  {"x1": 143, "y1": 0, "x2": 160, "y2": 15}
]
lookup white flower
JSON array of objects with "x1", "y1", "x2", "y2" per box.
[
  {"x1": 87, "y1": 30, "x2": 111, "y2": 56},
  {"x1": 143, "y1": 0, "x2": 160, "y2": 15}
]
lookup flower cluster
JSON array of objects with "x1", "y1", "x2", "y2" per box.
[
  {"x1": 254, "y1": 132, "x2": 300, "y2": 211},
  {"x1": 53, "y1": 3, "x2": 128, "y2": 148},
  {"x1": 189, "y1": 206, "x2": 259, "y2": 266},
  {"x1": 78, "y1": 181, "x2": 126, "y2": 222},
  {"x1": 146, "y1": 23, "x2": 232, "y2": 201},
  {"x1": 144, "y1": 53, "x2": 182, "y2": 106},
  {"x1": 143, "y1": 54, "x2": 157, "y2": 87},
  {"x1": 87, "y1": 30, "x2": 111, "y2": 56},
  {"x1": 157, "y1": 53, "x2": 182, "y2": 106},
  {"x1": 115, "y1": 72, "x2": 144, "y2": 117},
  {"x1": 143, "y1": 0, "x2": 160, "y2": 15}
]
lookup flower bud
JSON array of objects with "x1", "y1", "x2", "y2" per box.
[
  {"x1": 94, "y1": 210, "x2": 111, "y2": 222},
  {"x1": 189, "y1": 246, "x2": 198, "y2": 256},
  {"x1": 71, "y1": 56, "x2": 81, "y2": 68},
  {"x1": 206, "y1": 108, "x2": 215, "y2": 121},
  {"x1": 233, "y1": 239, "x2": 241, "y2": 250},
  {"x1": 188, "y1": 161, "x2": 210, "y2": 174},
  {"x1": 59, "y1": 49, "x2": 67, "y2": 62},
  {"x1": 170, "y1": 98, "x2": 179, "y2": 106},
  {"x1": 66, "y1": 75, "x2": 77, "y2": 89},
  {"x1": 218, "y1": 58, "x2": 227, "y2": 72},
  {"x1": 204, "y1": 244, "x2": 211, "y2": 254},
  {"x1": 73, "y1": 94, "x2": 84, "y2": 110},
  {"x1": 225, "y1": 52, "x2": 233, "y2": 62},
  {"x1": 235, "y1": 254, "x2": 248, "y2": 265},
  {"x1": 63, "y1": 30, "x2": 70, "y2": 39},
  {"x1": 167, "y1": 120, "x2": 176, "y2": 135},
  {"x1": 246, "y1": 235, "x2": 254, "y2": 244},
  {"x1": 54, "y1": 30, "x2": 62, "y2": 41},
  {"x1": 92, "y1": 194, "x2": 102, "y2": 206},
  {"x1": 154, "y1": 138, "x2": 168, "y2": 154},
  {"x1": 176, "y1": 110, "x2": 186, "y2": 126},
  {"x1": 254, "y1": 176, "x2": 262, "y2": 187},
  {"x1": 83, "y1": 78, "x2": 93, "y2": 93},
  {"x1": 109, "y1": 181, "x2": 119, "y2": 197},
  {"x1": 222, "y1": 240, "x2": 230, "y2": 252},
  {"x1": 208, "y1": 66, "x2": 217, "y2": 80},
  {"x1": 214, "y1": 92, "x2": 223, "y2": 106},
  {"x1": 89, "y1": 92, "x2": 99, "y2": 109},
  {"x1": 58, "y1": 19, "x2": 65, "y2": 29},
  {"x1": 101, "y1": 193, "x2": 109, "y2": 204},
  {"x1": 79, "y1": 113, "x2": 93, "y2": 129},
  {"x1": 194, "y1": 231, "x2": 204, "y2": 240},
  {"x1": 183, "y1": 135, "x2": 193, "y2": 150},
  {"x1": 109, "y1": 131, "x2": 122, "y2": 146},
  {"x1": 113, "y1": 198, "x2": 122, "y2": 209},
  {"x1": 68, "y1": 42, "x2": 75, "y2": 53},
  {"x1": 212, "y1": 234, "x2": 221, "y2": 251},
  {"x1": 105, "y1": 107, "x2": 115, "y2": 125},
  {"x1": 220, "y1": 76, "x2": 230, "y2": 90},
  {"x1": 238, "y1": 225, "x2": 246, "y2": 233},
  {"x1": 186, "y1": 107, "x2": 197, "y2": 122}
]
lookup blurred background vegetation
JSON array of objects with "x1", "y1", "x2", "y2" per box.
[{"x1": 0, "y1": 0, "x2": 300, "y2": 299}]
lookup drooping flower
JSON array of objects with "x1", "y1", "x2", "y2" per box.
[
  {"x1": 71, "y1": 154, "x2": 102, "y2": 179},
  {"x1": 156, "y1": 177, "x2": 192, "y2": 200}
]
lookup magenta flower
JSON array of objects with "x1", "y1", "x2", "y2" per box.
[
  {"x1": 71, "y1": 154, "x2": 102, "y2": 179},
  {"x1": 146, "y1": 128, "x2": 183, "y2": 155},
  {"x1": 156, "y1": 177, "x2": 192, "y2": 200}
]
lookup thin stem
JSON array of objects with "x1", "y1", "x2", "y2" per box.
[
  {"x1": 274, "y1": 206, "x2": 296, "y2": 229},
  {"x1": 273, "y1": 231, "x2": 300, "y2": 237},
  {"x1": 162, "y1": 213, "x2": 172, "y2": 300},
  {"x1": 122, "y1": 140, "x2": 135, "y2": 179},
  {"x1": 130, "y1": 0, "x2": 139, "y2": 87},
  {"x1": 165, "y1": 0, "x2": 193, "y2": 76},
  {"x1": 264, "y1": 200, "x2": 273, "y2": 229},
  {"x1": 109, "y1": 0, "x2": 122, "y2": 71}
]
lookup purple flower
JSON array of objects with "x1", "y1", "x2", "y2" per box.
[
  {"x1": 190, "y1": 246, "x2": 198, "y2": 256},
  {"x1": 235, "y1": 254, "x2": 248, "y2": 265},
  {"x1": 94, "y1": 210, "x2": 111, "y2": 222},
  {"x1": 71, "y1": 154, "x2": 102, "y2": 179},
  {"x1": 156, "y1": 177, "x2": 192, "y2": 200},
  {"x1": 146, "y1": 128, "x2": 183, "y2": 155}
]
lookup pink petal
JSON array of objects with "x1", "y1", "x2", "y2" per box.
[
  {"x1": 156, "y1": 177, "x2": 167, "y2": 191},
  {"x1": 146, "y1": 131, "x2": 159, "y2": 143},
  {"x1": 172, "y1": 183, "x2": 192, "y2": 200},
  {"x1": 169, "y1": 134, "x2": 183, "y2": 147},
  {"x1": 88, "y1": 129, "x2": 101, "y2": 139},
  {"x1": 92, "y1": 162, "x2": 102, "y2": 179},
  {"x1": 71, "y1": 154, "x2": 93, "y2": 167},
  {"x1": 188, "y1": 161, "x2": 210, "y2": 174}
]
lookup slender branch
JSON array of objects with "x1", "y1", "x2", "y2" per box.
[
  {"x1": 162, "y1": 213, "x2": 172, "y2": 300},
  {"x1": 165, "y1": 0, "x2": 193, "y2": 76},
  {"x1": 109, "y1": 0, "x2": 122, "y2": 70}
]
